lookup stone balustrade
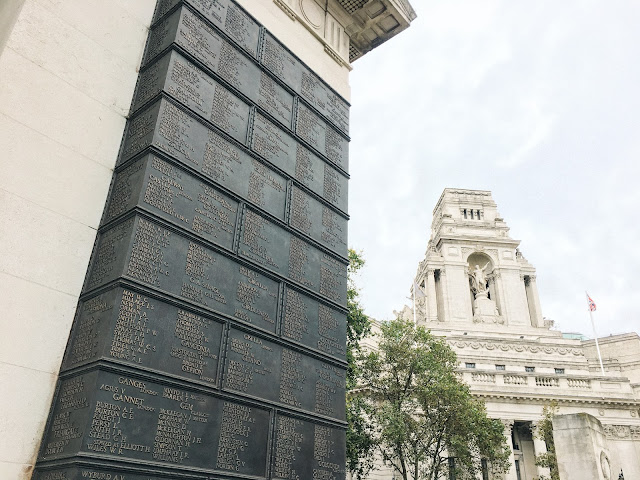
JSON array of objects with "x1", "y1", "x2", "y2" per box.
[
  {"x1": 459, "y1": 369, "x2": 636, "y2": 399},
  {"x1": 567, "y1": 378, "x2": 591, "y2": 389},
  {"x1": 535, "y1": 376, "x2": 559, "y2": 387},
  {"x1": 472, "y1": 372, "x2": 496, "y2": 383},
  {"x1": 504, "y1": 374, "x2": 528, "y2": 385}
]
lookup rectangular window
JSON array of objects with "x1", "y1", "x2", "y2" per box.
[
  {"x1": 525, "y1": 366, "x2": 535, "y2": 373},
  {"x1": 515, "y1": 460, "x2": 522, "y2": 480},
  {"x1": 465, "y1": 363, "x2": 476, "y2": 369},
  {"x1": 496, "y1": 365, "x2": 505, "y2": 371},
  {"x1": 555, "y1": 368, "x2": 565, "y2": 374}
]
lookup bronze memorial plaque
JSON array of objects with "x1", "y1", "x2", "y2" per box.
[{"x1": 35, "y1": 1, "x2": 348, "y2": 478}]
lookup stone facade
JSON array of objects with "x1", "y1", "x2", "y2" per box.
[
  {"x1": 0, "y1": 1, "x2": 415, "y2": 478},
  {"x1": 363, "y1": 188, "x2": 640, "y2": 480}
]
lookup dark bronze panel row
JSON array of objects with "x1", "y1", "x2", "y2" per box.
[
  {"x1": 251, "y1": 112, "x2": 348, "y2": 213},
  {"x1": 34, "y1": 465, "x2": 207, "y2": 480},
  {"x1": 106, "y1": 149, "x2": 346, "y2": 258},
  {"x1": 239, "y1": 208, "x2": 347, "y2": 304},
  {"x1": 37, "y1": 369, "x2": 345, "y2": 478},
  {"x1": 63, "y1": 287, "x2": 224, "y2": 386},
  {"x1": 118, "y1": 97, "x2": 348, "y2": 217},
  {"x1": 223, "y1": 327, "x2": 345, "y2": 419},
  {"x1": 135, "y1": 46, "x2": 293, "y2": 129},
  {"x1": 84, "y1": 215, "x2": 280, "y2": 333},
  {"x1": 62, "y1": 285, "x2": 346, "y2": 417},
  {"x1": 83, "y1": 214, "x2": 346, "y2": 348},
  {"x1": 260, "y1": 32, "x2": 349, "y2": 135},
  {"x1": 38, "y1": 370, "x2": 271, "y2": 475},
  {"x1": 153, "y1": 0, "x2": 261, "y2": 59},
  {"x1": 150, "y1": 0, "x2": 349, "y2": 136},
  {"x1": 142, "y1": 4, "x2": 349, "y2": 171}
]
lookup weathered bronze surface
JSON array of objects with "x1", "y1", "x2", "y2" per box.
[{"x1": 35, "y1": 0, "x2": 349, "y2": 477}]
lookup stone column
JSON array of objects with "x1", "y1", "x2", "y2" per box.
[
  {"x1": 525, "y1": 275, "x2": 544, "y2": 327},
  {"x1": 438, "y1": 268, "x2": 452, "y2": 323},
  {"x1": 531, "y1": 422, "x2": 551, "y2": 479},
  {"x1": 425, "y1": 268, "x2": 438, "y2": 322},
  {"x1": 487, "y1": 273, "x2": 502, "y2": 315},
  {"x1": 500, "y1": 420, "x2": 517, "y2": 480}
]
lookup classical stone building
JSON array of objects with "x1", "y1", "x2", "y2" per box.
[
  {"x1": 365, "y1": 188, "x2": 640, "y2": 480},
  {"x1": 0, "y1": 1, "x2": 415, "y2": 478}
]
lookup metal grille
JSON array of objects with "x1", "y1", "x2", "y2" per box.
[
  {"x1": 338, "y1": 0, "x2": 368, "y2": 14},
  {"x1": 349, "y1": 44, "x2": 360, "y2": 62}
]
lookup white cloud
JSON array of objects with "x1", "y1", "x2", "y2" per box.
[{"x1": 348, "y1": 0, "x2": 640, "y2": 333}]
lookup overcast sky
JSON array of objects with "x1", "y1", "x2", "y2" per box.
[{"x1": 347, "y1": 0, "x2": 640, "y2": 337}]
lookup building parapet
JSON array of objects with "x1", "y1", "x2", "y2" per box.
[{"x1": 461, "y1": 369, "x2": 638, "y2": 401}]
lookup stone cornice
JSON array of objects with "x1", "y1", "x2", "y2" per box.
[
  {"x1": 473, "y1": 391, "x2": 640, "y2": 408},
  {"x1": 433, "y1": 235, "x2": 521, "y2": 249}
]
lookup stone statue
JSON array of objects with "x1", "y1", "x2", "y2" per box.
[{"x1": 470, "y1": 262, "x2": 490, "y2": 293}]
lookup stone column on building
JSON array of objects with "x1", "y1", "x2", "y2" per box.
[
  {"x1": 487, "y1": 272, "x2": 502, "y2": 316},
  {"x1": 438, "y1": 268, "x2": 452, "y2": 323},
  {"x1": 500, "y1": 419, "x2": 518, "y2": 480},
  {"x1": 493, "y1": 270, "x2": 510, "y2": 323},
  {"x1": 425, "y1": 268, "x2": 438, "y2": 322},
  {"x1": 524, "y1": 275, "x2": 544, "y2": 327},
  {"x1": 531, "y1": 422, "x2": 551, "y2": 479}
]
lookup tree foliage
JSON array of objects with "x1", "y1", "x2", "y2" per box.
[
  {"x1": 357, "y1": 318, "x2": 510, "y2": 480},
  {"x1": 534, "y1": 402, "x2": 560, "y2": 480},
  {"x1": 346, "y1": 249, "x2": 376, "y2": 479}
]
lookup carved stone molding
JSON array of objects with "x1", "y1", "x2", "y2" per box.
[
  {"x1": 603, "y1": 424, "x2": 640, "y2": 440},
  {"x1": 462, "y1": 247, "x2": 499, "y2": 261},
  {"x1": 450, "y1": 340, "x2": 584, "y2": 357}
]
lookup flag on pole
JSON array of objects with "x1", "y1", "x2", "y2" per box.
[
  {"x1": 413, "y1": 282, "x2": 426, "y2": 298},
  {"x1": 586, "y1": 293, "x2": 596, "y2": 312}
]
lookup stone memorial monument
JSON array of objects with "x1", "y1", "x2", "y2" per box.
[{"x1": 32, "y1": 1, "x2": 354, "y2": 478}]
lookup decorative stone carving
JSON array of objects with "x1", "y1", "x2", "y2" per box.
[
  {"x1": 450, "y1": 340, "x2": 584, "y2": 356},
  {"x1": 500, "y1": 419, "x2": 514, "y2": 432},
  {"x1": 603, "y1": 424, "x2": 640, "y2": 440}
]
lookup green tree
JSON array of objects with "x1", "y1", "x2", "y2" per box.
[
  {"x1": 346, "y1": 249, "x2": 376, "y2": 479},
  {"x1": 534, "y1": 402, "x2": 560, "y2": 480},
  {"x1": 357, "y1": 318, "x2": 510, "y2": 480}
]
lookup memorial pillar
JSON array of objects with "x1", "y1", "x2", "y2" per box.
[
  {"x1": 32, "y1": 2, "x2": 351, "y2": 478},
  {"x1": 425, "y1": 268, "x2": 438, "y2": 322},
  {"x1": 531, "y1": 422, "x2": 551, "y2": 478}
]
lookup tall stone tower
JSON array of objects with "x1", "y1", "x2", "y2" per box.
[{"x1": 413, "y1": 188, "x2": 549, "y2": 335}]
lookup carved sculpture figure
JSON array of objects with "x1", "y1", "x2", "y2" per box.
[{"x1": 470, "y1": 262, "x2": 490, "y2": 293}]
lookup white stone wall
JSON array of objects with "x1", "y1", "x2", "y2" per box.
[{"x1": 0, "y1": 2, "x2": 156, "y2": 477}]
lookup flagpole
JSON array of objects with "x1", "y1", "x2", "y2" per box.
[{"x1": 587, "y1": 292, "x2": 605, "y2": 376}]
